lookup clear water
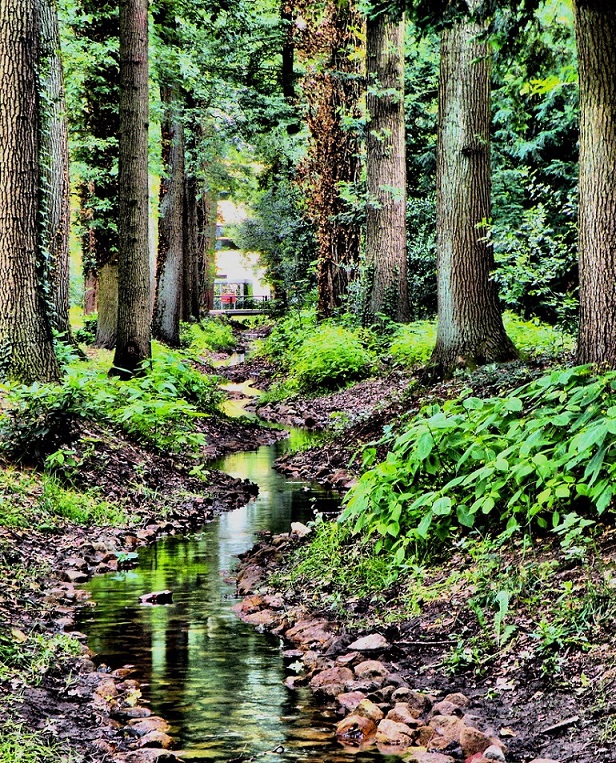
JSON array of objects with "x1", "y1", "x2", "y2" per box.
[{"x1": 80, "y1": 437, "x2": 396, "y2": 762}]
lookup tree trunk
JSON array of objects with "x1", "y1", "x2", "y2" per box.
[
  {"x1": 75, "y1": 1, "x2": 120, "y2": 345},
  {"x1": 198, "y1": 186, "x2": 217, "y2": 314},
  {"x1": 183, "y1": 174, "x2": 200, "y2": 322},
  {"x1": 153, "y1": 104, "x2": 185, "y2": 346},
  {"x1": 0, "y1": 0, "x2": 59, "y2": 383},
  {"x1": 295, "y1": 0, "x2": 362, "y2": 318},
  {"x1": 40, "y1": 0, "x2": 72, "y2": 341},
  {"x1": 574, "y1": 1, "x2": 616, "y2": 366},
  {"x1": 112, "y1": 0, "x2": 151, "y2": 377},
  {"x1": 430, "y1": 15, "x2": 516, "y2": 373},
  {"x1": 364, "y1": 13, "x2": 409, "y2": 325}
]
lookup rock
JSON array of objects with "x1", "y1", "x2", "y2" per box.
[
  {"x1": 415, "y1": 726, "x2": 436, "y2": 746},
  {"x1": 64, "y1": 556, "x2": 88, "y2": 570},
  {"x1": 232, "y1": 594, "x2": 264, "y2": 616},
  {"x1": 528, "y1": 760, "x2": 561, "y2": 763},
  {"x1": 335, "y1": 714, "x2": 377, "y2": 745},
  {"x1": 444, "y1": 692, "x2": 469, "y2": 708},
  {"x1": 127, "y1": 717, "x2": 171, "y2": 737},
  {"x1": 355, "y1": 698, "x2": 384, "y2": 724},
  {"x1": 263, "y1": 593, "x2": 284, "y2": 609},
  {"x1": 427, "y1": 715, "x2": 465, "y2": 750},
  {"x1": 483, "y1": 745, "x2": 506, "y2": 762},
  {"x1": 119, "y1": 707, "x2": 153, "y2": 720},
  {"x1": 63, "y1": 569, "x2": 89, "y2": 584},
  {"x1": 285, "y1": 619, "x2": 335, "y2": 650},
  {"x1": 431, "y1": 700, "x2": 464, "y2": 718},
  {"x1": 375, "y1": 718, "x2": 416, "y2": 747},
  {"x1": 354, "y1": 660, "x2": 390, "y2": 681},
  {"x1": 290, "y1": 522, "x2": 312, "y2": 538},
  {"x1": 138, "y1": 731, "x2": 173, "y2": 749},
  {"x1": 242, "y1": 609, "x2": 279, "y2": 628},
  {"x1": 125, "y1": 751, "x2": 179, "y2": 763},
  {"x1": 348, "y1": 633, "x2": 390, "y2": 652},
  {"x1": 336, "y1": 691, "x2": 367, "y2": 714},
  {"x1": 387, "y1": 702, "x2": 422, "y2": 725},
  {"x1": 139, "y1": 590, "x2": 173, "y2": 606},
  {"x1": 236, "y1": 564, "x2": 263, "y2": 595},
  {"x1": 459, "y1": 726, "x2": 492, "y2": 758},
  {"x1": 392, "y1": 688, "x2": 431, "y2": 714},
  {"x1": 94, "y1": 679, "x2": 118, "y2": 700},
  {"x1": 336, "y1": 652, "x2": 360, "y2": 666},
  {"x1": 309, "y1": 666, "x2": 354, "y2": 698},
  {"x1": 405, "y1": 752, "x2": 455, "y2": 763}
]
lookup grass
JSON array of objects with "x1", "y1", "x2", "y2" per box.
[
  {"x1": 0, "y1": 722, "x2": 74, "y2": 763},
  {"x1": 0, "y1": 468, "x2": 129, "y2": 531}
]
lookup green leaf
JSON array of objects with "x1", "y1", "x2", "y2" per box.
[{"x1": 432, "y1": 496, "x2": 452, "y2": 516}]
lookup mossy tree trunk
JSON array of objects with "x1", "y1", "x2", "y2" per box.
[
  {"x1": 112, "y1": 0, "x2": 151, "y2": 377},
  {"x1": 363, "y1": 12, "x2": 409, "y2": 325},
  {"x1": 0, "y1": 0, "x2": 60, "y2": 383},
  {"x1": 40, "y1": 0, "x2": 72, "y2": 342},
  {"x1": 574, "y1": 1, "x2": 616, "y2": 366},
  {"x1": 430, "y1": 10, "x2": 516, "y2": 373}
]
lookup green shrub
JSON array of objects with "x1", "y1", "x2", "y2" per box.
[
  {"x1": 291, "y1": 324, "x2": 374, "y2": 392},
  {"x1": 259, "y1": 309, "x2": 317, "y2": 365},
  {"x1": 342, "y1": 365, "x2": 616, "y2": 563},
  {"x1": 502, "y1": 312, "x2": 574, "y2": 359},
  {"x1": 74, "y1": 314, "x2": 98, "y2": 345},
  {"x1": 184, "y1": 318, "x2": 237, "y2": 354},
  {"x1": 389, "y1": 321, "x2": 437, "y2": 367},
  {"x1": 0, "y1": 352, "x2": 223, "y2": 462}
]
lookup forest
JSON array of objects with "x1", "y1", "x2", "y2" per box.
[{"x1": 0, "y1": 0, "x2": 615, "y2": 762}]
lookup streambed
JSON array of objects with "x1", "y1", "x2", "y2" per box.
[{"x1": 79, "y1": 428, "x2": 396, "y2": 762}]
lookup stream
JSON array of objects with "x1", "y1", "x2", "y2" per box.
[{"x1": 80, "y1": 400, "x2": 396, "y2": 762}]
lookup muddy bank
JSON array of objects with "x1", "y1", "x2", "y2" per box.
[{"x1": 0, "y1": 411, "x2": 283, "y2": 762}]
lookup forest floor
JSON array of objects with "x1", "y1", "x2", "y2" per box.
[
  {"x1": 2, "y1": 327, "x2": 614, "y2": 763},
  {"x1": 221, "y1": 336, "x2": 616, "y2": 763}
]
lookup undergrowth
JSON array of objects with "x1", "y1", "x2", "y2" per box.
[
  {"x1": 0, "y1": 721, "x2": 74, "y2": 763},
  {"x1": 182, "y1": 317, "x2": 237, "y2": 354},
  {"x1": 343, "y1": 364, "x2": 616, "y2": 563},
  {"x1": 388, "y1": 312, "x2": 573, "y2": 368},
  {"x1": 0, "y1": 351, "x2": 223, "y2": 463}
]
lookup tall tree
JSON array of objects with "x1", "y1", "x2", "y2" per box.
[
  {"x1": 72, "y1": 0, "x2": 120, "y2": 346},
  {"x1": 112, "y1": 0, "x2": 151, "y2": 376},
  {"x1": 363, "y1": 10, "x2": 410, "y2": 324},
  {"x1": 0, "y1": 0, "x2": 60, "y2": 383},
  {"x1": 40, "y1": 0, "x2": 72, "y2": 341},
  {"x1": 430, "y1": 5, "x2": 516, "y2": 372},
  {"x1": 574, "y1": 1, "x2": 616, "y2": 365},
  {"x1": 295, "y1": 0, "x2": 363, "y2": 318}
]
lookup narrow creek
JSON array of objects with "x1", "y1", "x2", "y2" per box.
[{"x1": 79, "y1": 392, "x2": 396, "y2": 762}]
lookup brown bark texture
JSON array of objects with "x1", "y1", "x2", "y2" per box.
[
  {"x1": 574, "y1": 1, "x2": 616, "y2": 366},
  {"x1": 153, "y1": 102, "x2": 185, "y2": 346},
  {"x1": 430, "y1": 17, "x2": 516, "y2": 373},
  {"x1": 364, "y1": 14, "x2": 409, "y2": 325},
  {"x1": 40, "y1": 0, "x2": 72, "y2": 341},
  {"x1": 197, "y1": 186, "x2": 217, "y2": 314},
  {"x1": 183, "y1": 174, "x2": 200, "y2": 322},
  {"x1": 112, "y1": 0, "x2": 151, "y2": 377},
  {"x1": 294, "y1": 0, "x2": 363, "y2": 318},
  {"x1": 75, "y1": 0, "x2": 120, "y2": 344},
  {"x1": 0, "y1": 0, "x2": 60, "y2": 383}
]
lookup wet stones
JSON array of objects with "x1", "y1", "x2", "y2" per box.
[
  {"x1": 139, "y1": 590, "x2": 173, "y2": 606},
  {"x1": 347, "y1": 633, "x2": 390, "y2": 652},
  {"x1": 309, "y1": 666, "x2": 354, "y2": 698}
]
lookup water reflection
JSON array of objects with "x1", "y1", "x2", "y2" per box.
[{"x1": 81, "y1": 440, "x2": 393, "y2": 762}]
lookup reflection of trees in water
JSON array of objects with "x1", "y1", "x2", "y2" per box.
[{"x1": 80, "y1": 440, "x2": 347, "y2": 757}]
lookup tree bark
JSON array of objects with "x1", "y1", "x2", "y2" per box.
[
  {"x1": 152, "y1": 103, "x2": 185, "y2": 346},
  {"x1": 574, "y1": 1, "x2": 616, "y2": 366},
  {"x1": 0, "y1": 0, "x2": 59, "y2": 383},
  {"x1": 75, "y1": 0, "x2": 120, "y2": 346},
  {"x1": 430, "y1": 14, "x2": 516, "y2": 373},
  {"x1": 364, "y1": 13, "x2": 409, "y2": 325},
  {"x1": 295, "y1": 0, "x2": 362, "y2": 318},
  {"x1": 112, "y1": 0, "x2": 151, "y2": 377},
  {"x1": 40, "y1": 0, "x2": 72, "y2": 341},
  {"x1": 183, "y1": 174, "x2": 200, "y2": 322},
  {"x1": 197, "y1": 186, "x2": 217, "y2": 314}
]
